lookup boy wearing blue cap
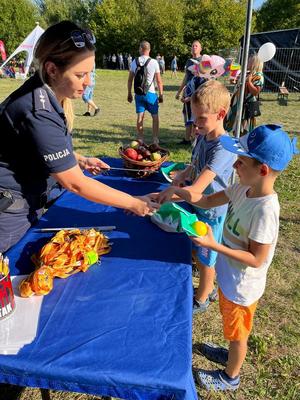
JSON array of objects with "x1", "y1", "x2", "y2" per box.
[{"x1": 158, "y1": 124, "x2": 298, "y2": 391}]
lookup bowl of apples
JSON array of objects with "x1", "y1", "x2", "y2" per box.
[{"x1": 119, "y1": 140, "x2": 170, "y2": 178}]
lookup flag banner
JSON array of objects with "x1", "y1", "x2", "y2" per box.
[{"x1": 0, "y1": 40, "x2": 7, "y2": 61}]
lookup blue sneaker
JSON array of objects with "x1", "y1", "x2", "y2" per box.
[
  {"x1": 196, "y1": 369, "x2": 240, "y2": 391},
  {"x1": 198, "y1": 342, "x2": 228, "y2": 366},
  {"x1": 193, "y1": 296, "x2": 210, "y2": 314}
]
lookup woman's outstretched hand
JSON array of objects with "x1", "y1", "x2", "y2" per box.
[{"x1": 84, "y1": 157, "x2": 110, "y2": 175}]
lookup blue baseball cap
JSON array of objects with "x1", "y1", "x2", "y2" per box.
[{"x1": 220, "y1": 124, "x2": 299, "y2": 171}]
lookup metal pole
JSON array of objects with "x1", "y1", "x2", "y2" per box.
[
  {"x1": 231, "y1": 0, "x2": 253, "y2": 184},
  {"x1": 235, "y1": 0, "x2": 253, "y2": 139},
  {"x1": 282, "y1": 30, "x2": 300, "y2": 87}
]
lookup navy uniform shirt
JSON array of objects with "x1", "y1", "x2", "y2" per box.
[
  {"x1": 184, "y1": 57, "x2": 202, "y2": 84},
  {"x1": 0, "y1": 73, "x2": 77, "y2": 199}
]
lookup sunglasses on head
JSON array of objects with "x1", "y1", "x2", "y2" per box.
[{"x1": 62, "y1": 29, "x2": 96, "y2": 48}]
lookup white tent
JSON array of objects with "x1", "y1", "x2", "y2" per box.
[{"x1": 0, "y1": 23, "x2": 44, "y2": 78}]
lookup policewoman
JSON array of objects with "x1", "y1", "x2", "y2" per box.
[{"x1": 0, "y1": 21, "x2": 155, "y2": 253}]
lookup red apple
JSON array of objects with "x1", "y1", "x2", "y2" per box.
[
  {"x1": 124, "y1": 148, "x2": 138, "y2": 160},
  {"x1": 137, "y1": 154, "x2": 143, "y2": 161}
]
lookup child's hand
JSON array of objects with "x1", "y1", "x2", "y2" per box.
[
  {"x1": 144, "y1": 192, "x2": 160, "y2": 202},
  {"x1": 125, "y1": 195, "x2": 159, "y2": 216},
  {"x1": 181, "y1": 96, "x2": 191, "y2": 103},
  {"x1": 172, "y1": 175, "x2": 186, "y2": 187},
  {"x1": 171, "y1": 170, "x2": 188, "y2": 187},
  {"x1": 190, "y1": 224, "x2": 217, "y2": 250},
  {"x1": 169, "y1": 170, "x2": 180, "y2": 180},
  {"x1": 246, "y1": 73, "x2": 254, "y2": 84},
  {"x1": 156, "y1": 187, "x2": 177, "y2": 204}
]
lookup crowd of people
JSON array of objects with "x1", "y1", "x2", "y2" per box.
[
  {"x1": 102, "y1": 53, "x2": 132, "y2": 70},
  {"x1": 102, "y1": 52, "x2": 178, "y2": 75},
  {"x1": 0, "y1": 58, "x2": 26, "y2": 78},
  {"x1": 0, "y1": 20, "x2": 298, "y2": 395}
]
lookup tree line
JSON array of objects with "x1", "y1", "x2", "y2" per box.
[{"x1": 0, "y1": 0, "x2": 298, "y2": 68}]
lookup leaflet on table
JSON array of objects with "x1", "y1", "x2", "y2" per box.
[{"x1": 0, "y1": 276, "x2": 43, "y2": 355}]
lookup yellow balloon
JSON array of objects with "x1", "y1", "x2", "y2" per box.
[{"x1": 191, "y1": 221, "x2": 208, "y2": 236}]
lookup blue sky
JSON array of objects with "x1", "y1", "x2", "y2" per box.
[{"x1": 254, "y1": 0, "x2": 266, "y2": 9}]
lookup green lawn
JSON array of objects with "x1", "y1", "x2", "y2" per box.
[{"x1": 0, "y1": 71, "x2": 299, "y2": 400}]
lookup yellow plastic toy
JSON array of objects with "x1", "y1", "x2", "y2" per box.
[{"x1": 191, "y1": 221, "x2": 208, "y2": 236}]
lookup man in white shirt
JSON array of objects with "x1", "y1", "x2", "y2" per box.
[{"x1": 127, "y1": 41, "x2": 163, "y2": 144}]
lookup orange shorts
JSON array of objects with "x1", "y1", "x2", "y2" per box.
[{"x1": 219, "y1": 289, "x2": 258, "y2": 341}]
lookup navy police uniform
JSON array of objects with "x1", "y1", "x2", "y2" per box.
[{"x1": 0, "y1": 73, "x2": 77, "y2": 252}]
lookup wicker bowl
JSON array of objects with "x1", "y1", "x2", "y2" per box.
[{"x1": 119, "y1": 145, "x2": 170, "y2": 178}]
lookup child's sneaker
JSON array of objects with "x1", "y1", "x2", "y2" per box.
[
  {"x1": 208, "y1": 287, "x2": 218, "y2": 302},
  {"x1": 193, "y1": 287, "x2": 218, "y2": 302},
  {"x1": 193, "y1": 297, "x2": 210, "y2": 314},
  {"x1": 196, "y1": 369, "x2": 240, "y2": 391},
  {"x1": 197, "y1": 342, "x2": 228, "y2": 366}
]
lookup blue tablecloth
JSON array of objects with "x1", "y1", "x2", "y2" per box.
[{"x1": 0, "y1": 158, "x2": 198, "y2": 400}]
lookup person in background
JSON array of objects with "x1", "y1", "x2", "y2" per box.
[
  {"x1": 127, "y1": 54, "x2": 132, "y2": 70},
  {"x1": 107, "y1": 54, "x2": 112, "y2": 69},
  {"x1": 171, "y1": 55, "x2": 178, "y2": 78},
  {"x1": 19, "y1": 60, "x2": 25, "y2": 74},
  {"x1": 111, "y1": 53, "x2": 117, "y2": 69},
  {"x1": 127, "y1": 41, "x2": 163, "y2": 145},
  {"x1": 0, "y1": 21, "x2": 156, "y2": 253},
  {"x1": 159, "y1": 56, "x2": 165, "y2": 75},
  {"x1": 124, "y1": 53, "x2": 128, "y2": 70},
  {"x1": 225, "y1": 54, "x2": 264, "y2": 136},
  {"x1": 118, "y1": 53, "x2": 125, "y2": 70},
  {"x1": 102, "y1": 54, "x2": 107, "y2": 69},
  {"x1": 176, "y1": 40, "x2": 203, "y2": 145},
  {"x1": 82, "y1": 64, "x2": 100, "y2": 116},
  {"x1": 180, "y1": 59, "x2": 206, "y2": 128}
]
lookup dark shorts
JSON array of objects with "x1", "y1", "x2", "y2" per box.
[{"x1": 182, "y1": 101, "x2": 193, "y2": 126}]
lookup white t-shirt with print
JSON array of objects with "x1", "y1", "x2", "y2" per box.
[
  {"x1": 216, "y1": 183, "x2": 280, "y2": 306},
  {"x1": 130, "y1": 56, "x2": 160, "y2": 93}
]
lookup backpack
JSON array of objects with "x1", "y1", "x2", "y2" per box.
[{"x1": 134, "y1": 57, "x2": 152, "y2": 95}]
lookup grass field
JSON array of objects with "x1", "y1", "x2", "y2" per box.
[{"x1": 0, "y1": 70, "x2": 299, "y2": 400}]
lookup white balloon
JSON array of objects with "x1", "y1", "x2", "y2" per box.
[{"x1": 258, "y1": 42, "x2": 276, "y2": 62}]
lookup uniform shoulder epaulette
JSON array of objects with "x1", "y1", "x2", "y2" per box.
[{"x1": 33, "y1": 88, "x2": 52, "y2": 112}]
